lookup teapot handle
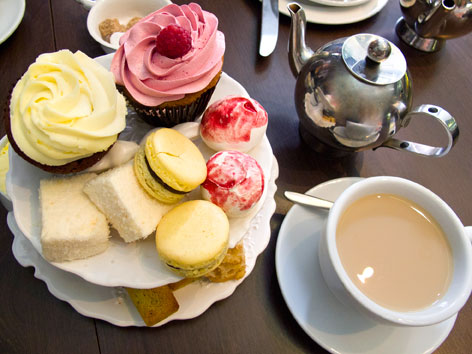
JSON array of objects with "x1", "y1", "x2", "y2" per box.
[{"x1": 378, "y1": 104, "x2": 459, "y2": 157}]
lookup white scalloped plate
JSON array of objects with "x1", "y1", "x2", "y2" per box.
[
  {"x1": 10, "y1": 158, "x2": 278, "y2": 327},
  {"x1": 7, "y1": 54, "x2": 274, "y2": 288}
]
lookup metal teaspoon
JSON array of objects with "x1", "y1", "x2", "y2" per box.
[{"x1": 284, "y1": 191, "x2": 334, "y2": 209}]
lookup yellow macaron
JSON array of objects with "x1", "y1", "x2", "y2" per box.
[
  {"x1": 156, "y1": 200, "x2": 229, "y2": 278},
  {"x1": 134, "y1": 128, "x2": 207, "y2": 204}
]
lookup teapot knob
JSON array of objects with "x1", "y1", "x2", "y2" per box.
[
  {"x1": 342, "y1": 34, "x2": 407, "y2": 86},
  {"x1": 367, "y1": 38, "x2": 391, "y2": 63}
]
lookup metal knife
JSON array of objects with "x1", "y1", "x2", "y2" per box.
[{"x1": 259, "y1": 0, "x2": 279, "y2": 57}]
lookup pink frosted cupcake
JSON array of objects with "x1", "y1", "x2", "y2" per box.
[
  {"x1": 111, "y1": 3, "x2": 225, "y2": 127},
  {"x1": 200, "y1": 96, "x2": 268, "y2": 152},
  {"x1": 201, "y1": 150, "x2": 265, "y2": 218}
]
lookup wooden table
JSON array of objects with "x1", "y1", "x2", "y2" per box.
[{"x1": 0, "y1": 1, "x2": 471, "y2": 353}]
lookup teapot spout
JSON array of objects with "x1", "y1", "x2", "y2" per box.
[
  {"x1": 288, "y1": 3, "x2": 314, "y2": 77},
  {"x1": 415, "y1": 0, "x2": 456, "y2": 37}
]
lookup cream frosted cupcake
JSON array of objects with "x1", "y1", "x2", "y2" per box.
[
  {"x1": 111, "y1": 3, "x2": 225, "y2": 127},
  {"x1": 6, "y1": 50, "x2": 127, "y2": 174}
]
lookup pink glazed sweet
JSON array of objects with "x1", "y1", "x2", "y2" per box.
[
  {"x1": 201, "y1": 150, "x2": 265, "y2": 218},
  {"x1": 200, "y1": 96, "x2": 268, "y2": 152}
]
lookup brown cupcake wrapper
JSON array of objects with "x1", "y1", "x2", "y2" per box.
[
  {"x1": 4, "y1": 90, "x2": 114, "y2": 175},
  {"x1": 119, "y1": 73, "x2": 220, "y2": 128},
  {"x1": 131, "y1": 85, "x2": 217, "y2": 127}
]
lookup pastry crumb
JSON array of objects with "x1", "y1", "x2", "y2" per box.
[{"x1": 99, "y1": 17, "x2": 142, "y2": 43}]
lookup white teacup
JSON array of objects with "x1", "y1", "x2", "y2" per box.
[{"x1": 318, "y1": 176, "x2": 472, "y2": 327}]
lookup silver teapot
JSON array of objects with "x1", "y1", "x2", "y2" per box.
[
  {"x1": 396, "y1": 0, "x2": 472, "y2": 52},
  {"x1": 288, "y1": 2, "x2": 459, "y2": 157}
]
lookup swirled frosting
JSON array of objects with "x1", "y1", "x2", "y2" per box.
[
  {"x1": 10, "y1": 50, "x2": 126, "y2": 166},
  {"x1": 111, "y1": 3, "x2": 225, "y2": 107}
]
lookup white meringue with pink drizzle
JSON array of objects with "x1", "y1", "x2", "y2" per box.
[
  {"x1": 200, "y1": 96, "x2": 268, "y2": 152},
  {"x1": 201, "y1": 150, "x2": 265, "y2": 218}
]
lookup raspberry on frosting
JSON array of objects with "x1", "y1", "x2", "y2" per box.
[
  {"x1": 201, "y1": 151, "x2": 265, "y2": 218},
  {"x1": 200, "y1": 96, "x2": 268, "y2": 152},
  {"x1": 156, "y1": 24, "x2": 192, "y2": 59}
]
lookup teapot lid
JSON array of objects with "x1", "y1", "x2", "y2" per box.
[{"x1": 342, "y1": 33, "x2": 406, "y2": 86}]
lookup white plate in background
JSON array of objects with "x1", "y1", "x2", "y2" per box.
[
  {"x1": 0, "y1": 0, "x2": 25, "y2": 45},
  {"x1": 308, "y1": 0, "x2": 370, "y2": 7},
  {"x1": 279, "y1": 0, "x2": 388, "y2": 25}
]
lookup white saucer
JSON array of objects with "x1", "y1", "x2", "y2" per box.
[
  {"x1": 9, "y1": 158, "x2": 278, "y2": 327},
  {"x1": 275, "y1": 177, "x2": 457, "y2": 354},
  {"x1": 278, "y1": 0, "x2": 388, "y2": 25},
  {"x1": 0, "y1": 0, "x2": 25, "y2": 45}
]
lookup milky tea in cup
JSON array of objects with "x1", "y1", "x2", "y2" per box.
[
  {"x1": 336, "y1": 193, "x2": 453, "y2": 312},
  {"x1": 318, "y1": 176, "x2": 472, "y2": 327}
]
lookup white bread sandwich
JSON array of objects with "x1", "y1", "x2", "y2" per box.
[
  {"x1": 83, "y1": 161, "x2": 174, "y2": 243},
  {"x1": 40, "y1": 173, "x2": 110, "y2": 262}
]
